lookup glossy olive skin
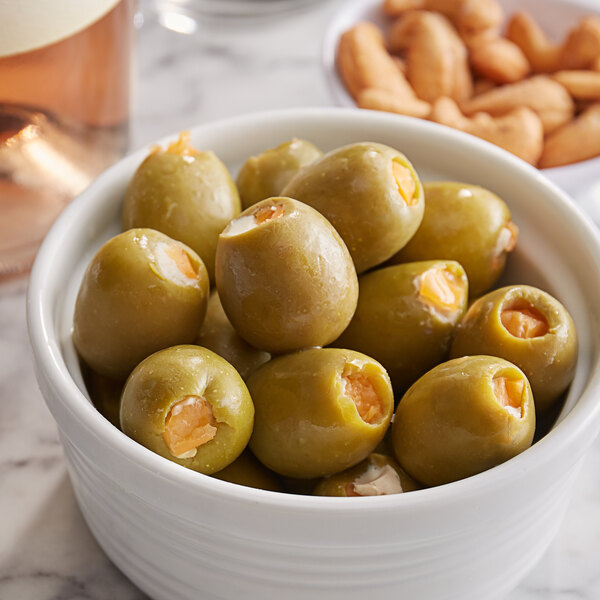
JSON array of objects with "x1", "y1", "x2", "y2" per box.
[
  {"x1": 392, "y1": 356, "x2": 536, "y2": 487},
  {"x1": 281, "y1": 142, "x2": 424, "y2": 274},
  {"x1": 215, "y1": 197, "x2": 359, "y2": 354},
  {"x1": 390, "y1": 182, "x2": 517, "y2": 297},
  {"x1": 450, "y1": 285, "x2": 578, "y2": 414},
  {"x1": 122, "y1": 136, "x2": 241, "y2": 282},
  {"x1": 333, "y1": 260, "x2": 469, "y2": 393},
  {"x1": 120, "y1": 345, "x2": 254, "y2": 474},
  {"x1": 247, "y1": 348, "x2": 394, "y2": 479},
  {"x1": 73, "y1": 229, "x2": 209, "y2": 380},
  {"x1": 236, "y1": 138, "x2": 322, "y2": 210},
  {"x1": 212, "y1": 450, "x2": 283, "y2": 492},
  {"x1": 195, "y1": 292, "x2": 271, "y2": 379},
  {"x1": 81, "y1": 363, "x2": 124, "y2": 429},
  {"x1": 313, "y1": 453, "x2": 420, "y2": 497}
]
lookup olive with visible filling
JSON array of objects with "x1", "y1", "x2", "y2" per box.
[
  {"x1": 215, "y1": 197, "x2": 359, "y2": 354},
  {"x1": 195, "y1": 292, "x2": 271, "y2": 379},
  {"x1": 73, "y1": 228, "x2": 209, "y2": 380},
  {"x1": 236, "y1": 138, "x2": 323, "y2": 210},
  {"x1": 122, "y1": 131, "x2": 241, "y2": 282},
  {"x1": 313, "y1": 453, "x2": 420, "y2": 497},
  {"x1": 390, "y1": 182, "x2": 518, "y2": 297},
  {"x1": 450, "y1": 285, "x2": 578, "y2": 413},
  {"x1": 333, "y1": 260, "x2": 469, "y2": 392},
  {"x1": 247, "y1": 348, "x2": 394, "y2": 479},
  {"x1": 392, "y1": 355, "x2": 536, "y2": 487},
  {"x1": 120, "y1": 345, "x2": 254, "y2": 474},
  {"x1": 281, "y1": 142, "x2": 424, "y2": 273}
]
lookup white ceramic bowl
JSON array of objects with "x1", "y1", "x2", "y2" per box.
[
  {"x1": 321, "y1": 0, "x2": 600, "y2": 223},
  {"x1": 28, "y1": 108, "x2": 600, "y2": 600}
]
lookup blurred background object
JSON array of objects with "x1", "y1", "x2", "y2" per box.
[
  {"x1": 0, "y1": 0, "x2": 135, "y2": 279},
  {"x1": 148, "y1": 0, "x2": 323, "y2": 31}
]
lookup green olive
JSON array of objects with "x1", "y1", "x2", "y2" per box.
[
  {"x1": 120, "y1": 345, "x2": 254, "y2": 474},
  {"x1": 313, "y1": 453, "x2": 420, "y2": 497},
  {"x1": 281, "y1": 142, "x2": 424, "y2": 274},
  {"x1": 212, "y1": 450, "x2": 283, "y2": 492},
  {"x1": 73, "y1": 228, "x2": 209, "y2": 380},
  {"x1": 390, "y1": 182, "x2": 518, "y2": 297},
  {"x1": 450, "y1": 285, "x2": 578, "y2": 413},
  {"x1": 122, "y1": 132, "x2": 241, "y2": 282},
  {"x1": 195, "y1": 292, "x2": 271, "y2": 379},
  {"x1": 236, "y1": 138, "x2": 322, "y2": 210},
  {"x1": 247, "y1": 348, "x2": 394, "y2": 479},
  {"x1": 392, "y1": 356, "x2": 536, "y2": 487},
  {"x1": 215, "y1": 197, "x2": 359, "y2": 354},
  {"x1": 333, "y1": 260, "x2": 468, "y2": 393}
]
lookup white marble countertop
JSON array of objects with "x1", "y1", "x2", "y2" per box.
[{"x1": 1, "y1": 1, "x2": 600, "y2": 598}]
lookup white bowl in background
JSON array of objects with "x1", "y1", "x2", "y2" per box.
[
  {"x1": 321, "y1": 0, "x2": 600, "y2": 224},
  {"x1": 28, "y1": 107, "x2": 600, "y2": 600}
]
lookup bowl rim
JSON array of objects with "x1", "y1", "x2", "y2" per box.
[
  {"x1": 320, "y1": 0, "x2": 600, "y2": 175},
  {"x1": 27, "y1": 106, "x2": 600, "y2": 513}
]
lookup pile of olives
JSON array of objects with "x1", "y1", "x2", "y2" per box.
[{"x1": 74, "y1": 132, "x2": 578, "y2": 497}]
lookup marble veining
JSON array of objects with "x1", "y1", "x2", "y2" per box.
[{"x1": 1, "y1": 0, "x2": 599, "y2": 598}]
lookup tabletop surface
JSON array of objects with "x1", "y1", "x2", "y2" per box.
[{"x1": 1, "y1": 1, "x2": 599, "y2": 598}]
